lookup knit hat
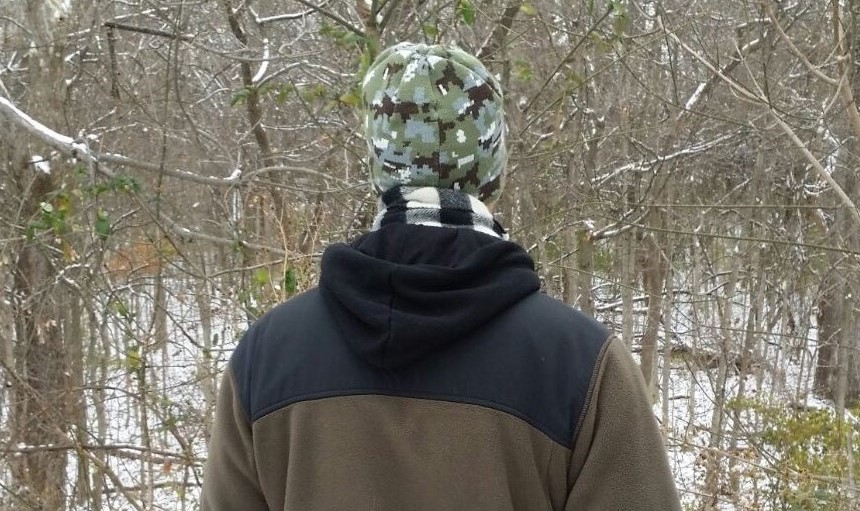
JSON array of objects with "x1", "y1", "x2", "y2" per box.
[{"x1": 361, "y1": 42, "x2": 507, "y2": 203}]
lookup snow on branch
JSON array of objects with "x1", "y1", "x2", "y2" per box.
[
  {"x1": 252, "y1": 38, "x2": 270, "y2": 85},
  {"x1": 592, "y1": 131, "x2": 739, "y2": 188},
  {"x1": 0, "y1": 94, "x2": 245, "y2": 187},
  {"x1": 0, "y1": 94, "x2": 297, "y2": 255},
  {"x1": 250, "y1": 5, "x2": 318, "y2": 24},
  {"x1": 681, "y1": 37, "x2": 763, "y2": 115},
  {"x1": 0, "y1": 95, "x2": 96, "y2": 162}
]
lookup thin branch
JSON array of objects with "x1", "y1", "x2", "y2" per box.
[
  {"x1": 250, "y1": 5, "x2": 319, "y2": 24},
  {"x1": 156, "y1": 210, "x2": 288, "y2": 256},
  {"x1": 770, "y1": 113, "x2": 860, "y2": 229},
  {"x1": 763, "y1": 1, "x2": 840, "y2": 86},
  {"x1": 378, "y1": 0, "x2": 404, "y2": 32},
  {"x1": 659, "y1": 15, "x2": 860, "y2": 230},
  {"x1": 476, "y1": 0, "x2": 522, "y2": 60},
  {"x1": 679, "y1": 36, "x2": 765, "y2": 116},
  {"x1": 658, "y1": 16, "x2": 761, "y2": 104},
  {"x1": 68, "y1": 7, "x2": 174, "y2": 38},
  {"x1": 103, "y1": 21, "x2": 195, "y2": 42},
  {"x1": 1, "y1": 443, "x2": 201, "y2": 465},
  {"x1": 292, "y1": 0, "x2": 365, "y2": 36},
  {"x1": 635, "y1": 203, "x2": 844, "y2": 210},
  {"x1": 521, "y1": 5, "x2": 613, "y2": 116},
  {"x1": 0, "y1": 93, "x2": 324, "y2": 189},
  {"x1": 592, "y1": 131, "x2": 740, "y2": 187},
  {"x1": 830, "y1": 1, "x2": 860, "y2": 152},
  {"x1": 0, "y1": 95, "x2": 96, "y2": 162},
  {"x1": 626, "y1": 220, "x2": 860, "y2": 257}
]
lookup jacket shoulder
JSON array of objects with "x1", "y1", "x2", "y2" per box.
[
  {"x1": 520, "y1": 292, "x2": 610, "y2": 335},
  {"x1": 229, "y1": 289, "x2": 338, "y2": 419},
  {"x1": 457, "y1": 292, "x2": 611, "y2": 444},
  {"x1": 487, "y1": 291, "x2": 611, "y2": 360}
]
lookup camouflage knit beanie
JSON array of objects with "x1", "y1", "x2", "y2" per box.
[{"x1": 361, "y1": 42, "x2": 507, "y2": 203}]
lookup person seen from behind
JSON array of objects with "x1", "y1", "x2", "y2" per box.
[{"x1": 201, "y1": 42, "x2": 682, "y2": 511}]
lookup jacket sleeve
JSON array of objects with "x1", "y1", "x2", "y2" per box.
[
  {"x1": 566, "y1": 336, "x2": 682, "y2": 510},
  {"x1": 200, "y1": 367, "x2": 270, "y2": 511}
]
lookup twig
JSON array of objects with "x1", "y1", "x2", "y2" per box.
[
  {"x1": 0, "y1": 94, "x2": 317, "y2": 189},
  {"x1": 2, "y1": 443, "x2": 201, "y2": 466},
  {"x1": 762, "y1": 0, "x2": 839, "y2": 86},
  {"x1": 250, "y1": 5, "x2": 318, "y2": 24},
  {"x1": 658, "y1": 14, "x2": 860, "y2": 230},
  {"x1": 292, "y1": 0, "x2": 365, "y2": 36},
  {"x1": 103, "y1": 21, "x2": 194, "y2": 42},
  {"x1": 521, "y1": 5, "x2": 613, "y2": 116},
  {"x1": 477, "y1": 0, "x2": 522, "y2": 60}
]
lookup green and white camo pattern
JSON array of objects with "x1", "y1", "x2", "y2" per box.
[{"x1": 361, "y1": 42, "x2": 507, "y2": 202}]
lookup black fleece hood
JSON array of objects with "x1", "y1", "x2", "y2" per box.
[{"x1": 319, "y1": 223, "x2": 541, "y2": 370}]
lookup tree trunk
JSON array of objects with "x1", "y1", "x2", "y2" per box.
[
  {"x1": 575, "y1": 228, "x2": 595, "y2": 316},
  {"x1": 701, "y1": 249, "x2": 740, "y2": 510},
  {"x1": 640, "y1": 228, "x2": 667, "y2": 401},
  {"x1": 814, "y1": 277, "x2": 841, "y2": 399},
  {"x1": 8, "y1": 1, "x2": 72, "y2": 507},
  {"x1": 621, "y1": 226, "x2": 636, "y2": 349},
  {"x1": 11, "y1": 238, "x2": 70, "y2": 510}
]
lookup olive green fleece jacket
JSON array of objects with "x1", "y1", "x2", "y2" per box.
[
  {"x1": 201, "y1": 337, "x2": 681, "y2": 510},
  {"x1": 201, "y1": 222, "x2": 680, "y2": 510}
]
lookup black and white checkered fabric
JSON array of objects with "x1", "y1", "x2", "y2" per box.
[{"x1": 371, "y1": 187, "x2": 508, "y2": 240}]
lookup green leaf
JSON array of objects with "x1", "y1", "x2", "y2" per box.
[
  {"x1": 231, "y1": 88, "x2": 251, "y2": 107},
  {"x1": 513, "y1": 60, "x2": 533, "y2": 82},
  {"x1": 162, "y1": 414, "x2": 178, "y2": 430},
  {"x1": 519, "y1": 2, "x2": 537, "y2": 16},
  {"x1": 125, "y1": 345, "x2": 142, "y2": 373},
  {"x1": 339, "y1": 90, "x2": 361, "y2": 107},
  {"x1": 87, "y1": 175, "x2": 141, "y2": 197},
  {"x1": 276, "y1": 84, "x2": 295, "y2": 104},
  {"x1": 566, "y1": 71, "x2": 585, "y2": 88},
  {"x1": 318, "y1": 23, "x2": 335, "y2": 37},
  {"x1": 457, "y1": 0, "x2": 476, "y2": 26},
  {"x1": 111, "y1": 299, "x2": 127, "y2": 317},
  {"x1": 40, "y1": 202, "x2": 54, "y2": 214},
  {"x1": 283, "y1": 267, "x2": 298, "y2": 295},
  {"x1": 422, "y1": 23, "x2": 439, "y2": 39},
  {"x1": 257, "y1": 83, "x2": 276, "y2": 97},
  {"x1": 609, "y1": 0, "x2": 625, "y2": 13},
  {"x1": 51, "y1": 213, "x2": 67, "y2": 235},
  {"x1": 589, "y1": 32, "x2": 614, "y2": 54},
  {"x1": 55, "y1": 192, "x2": 72, "y2": 215},
  {"x1": 118, "y1": 175, "x2": 141, "y2": 194},
  {"x1": 95, "y1": 208, "x2": 111, "y2": 241},
  {"x1": 341, "y1": 31, "x2": 365, "y2": 47},
  {"x1": 301, "y1": 84, "x2": 327, "y2": 102},
  {"x1": 252, "y1": 268, "x2": 271, "y2": 288},
  {"x1": 611, "y1": 3, "x2": 629, "y2": 40}
]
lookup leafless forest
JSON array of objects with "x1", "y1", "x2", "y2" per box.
[{"x1": 1, "y1": 0, "x2": 859, "y2": 509}]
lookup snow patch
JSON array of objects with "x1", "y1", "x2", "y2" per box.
[{"x1": 31, "y1": 155, "x2": 51, "y2": 174}]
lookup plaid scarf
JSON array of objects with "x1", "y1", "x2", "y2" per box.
[{"x1": 371, "y1": 187, "x2": 508, "y2": 240}]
